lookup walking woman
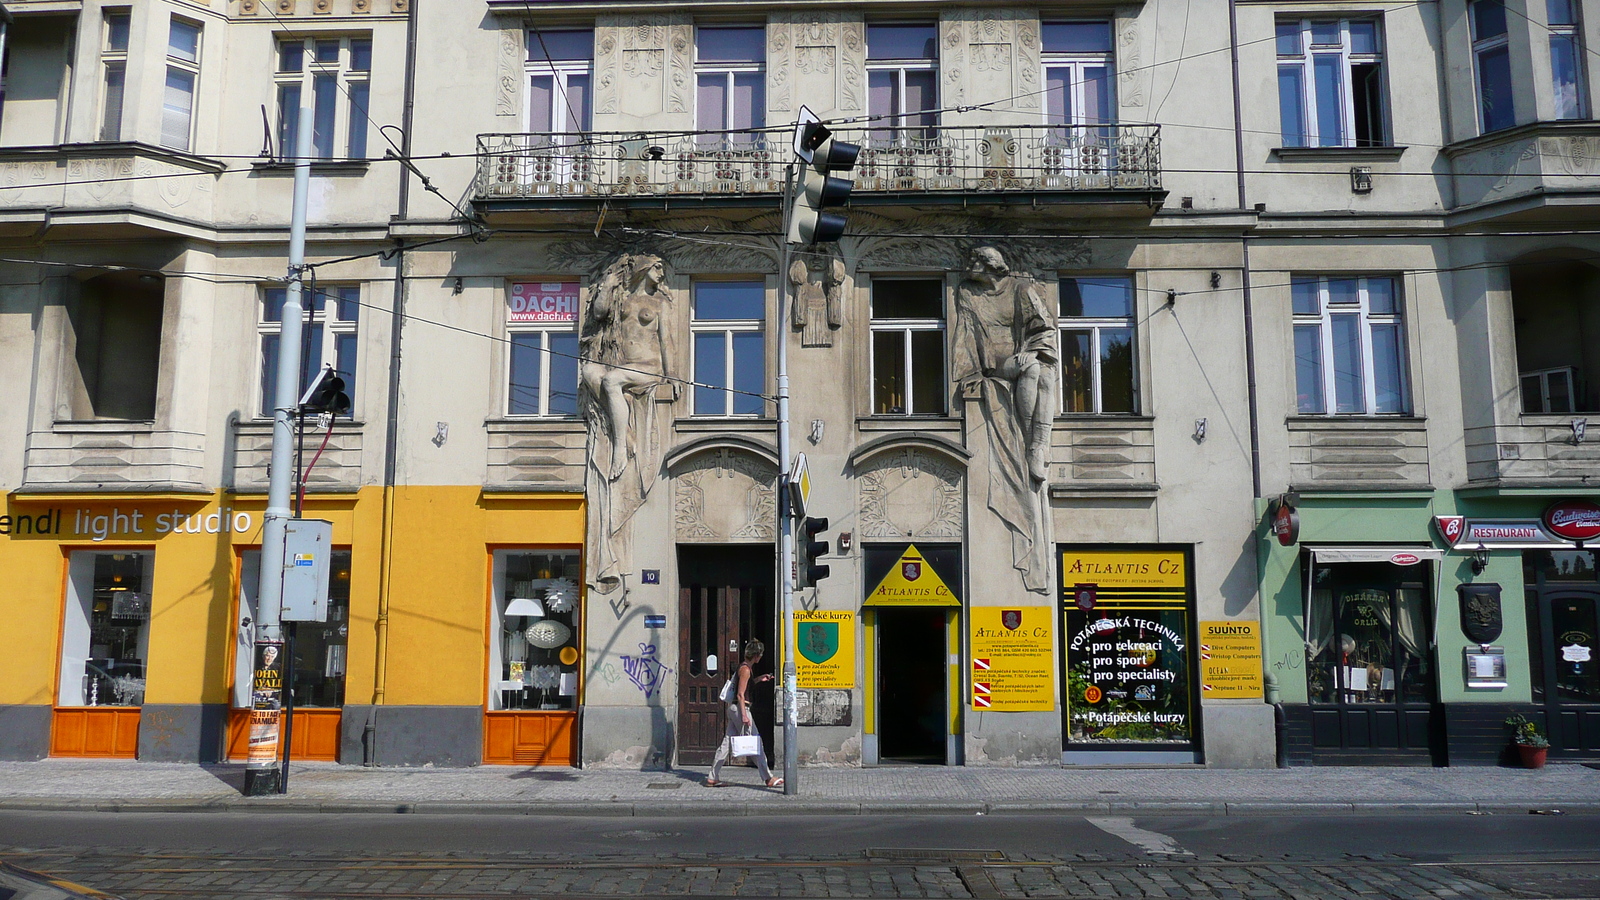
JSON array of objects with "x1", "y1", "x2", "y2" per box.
[{"x1": 706, "y1": 640, "x2": 783, "y2": 788}]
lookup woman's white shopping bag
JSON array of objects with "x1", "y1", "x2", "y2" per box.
[{"x1": 730, "y1": 734, "x2": 760, "y2": 757}]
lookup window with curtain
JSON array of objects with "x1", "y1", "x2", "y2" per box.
[
  {"x1": 161, "y1": 18, "x2": 201, "y2": 151},
  {"x1": 1305, "y1": 560, "x2": 1431, "y2": 706},
  {"x1": 1275, "y1": 17, "x2": 1387, "y2": 148},
  {"x1": 1292, "y1": 274, "x2": 1408, "y2": 416},
  {"x1": 1547, "y1": 0, "x2": 1586, "y2": 120},
  {"x1": 1043, "y1": 21, "x2": 1114, "y2": 133},
  {"x1": 691, "y1": 280, "x2": 766, "y2": 416},
  {"x1": 100, "y1": 11, "x2": 130, "y2": 141},
  {"x1": 259, "y1": 285, "x2": 359, "y2": 418},
  {"x1": 870, "y1": 279, "x2": 945, "y2": 415},
  {"x1": 1059, "y1": 275, "x2": 1136, "y2": 415},
  {"x1": 276, "y1": 35, "x2": 372, "y2": 160},
  {"x1": 527, "y1": 29, "x2": 592, "y2": 137},
  {"x1": 867, "y1": 24, "x2": 938, "y2": 144},
  {"x1": 695, "y1": 26, "x2": 764, "y2": 146},
  {"x1": 1472, "y1": 0, "x2": 1516, "y2": 132}
]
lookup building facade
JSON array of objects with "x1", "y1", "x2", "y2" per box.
[{"x1": 0, "y1": 0, "x2": 1595, "y2": 769}]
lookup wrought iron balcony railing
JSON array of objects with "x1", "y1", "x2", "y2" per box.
[{"x1": 474, "y1": 124, "x2": 1161, "y2": 202}]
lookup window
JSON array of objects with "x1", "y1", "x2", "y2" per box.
[
  {"x1": 1276, "y1": 18, "x2": 1386, "y2": 148},
  {"x1": 528, "y1": 29, "x2": 592, "y2": 136},
  {"x1": 161, "y1": 18, "x2": 201, "y2": 151},
  {"x1": 871, "y1": 279, "x2": 945, "y2": 415},
  {"x1": 100, "y1": 11, "x2": 129, "y2": 141},
  {"x1": 233, "y1": 550, "x2": 350, "y2": 709},
  {"x1": 1472, "y1": 0, "x2": 1516, "y2": 132},
  {"x1": 692, "y1": 280, "x2": 765, "y2": 416},
  {"x1": 276, "y1": 35, "x2": 371, "y2": 160},
  {"x1": 59, "y1": 552, "x2": 153, "y2": 708},
  {"x1": 259, "y1": 285, "x2": 358, "y2": 418},
  {"x1": 1043, "y1": 22, "x2": 1114, "y2": 130},
  {"x1": 1547, "y1": 0, "x2": 1586, "y2": 120},
  {"x1": 867, "y1": 24, "x2": 938, "y2": 142},
  {"x1": 66, "y1": 272, "x2": 163, "y2": 421},
  {"x1": 1306, "y1": 559, "x2": 1432, "y2": 707},
  {"x1": 1522, "y1": 367, "x2": 1579, "y2": 414},
  {"x1": 507, "y1": 281, "x2": 581, "y2": 417},
  {"x1": 1292, "y1": 275, "x2": 1407, "y2": 415},
  {"x1": 695, "y1": 26, "x2": 764, "y2": 145},
  {"x1": 490, "y1": 550, "x2": 582, "y2": 712},
  {"x1": 1059, "y1": 276, "x2": 1136, "y2": 414}
]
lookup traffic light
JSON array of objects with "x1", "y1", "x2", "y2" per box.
[
  {"x1": 787, "y1": 120, "x2": 859, "y2": 245},
  {"x1": 300, "y1": 365, "x2": 351, "y2": 416},
  {"x1": 798, "y1": 516, "x2": 831, "y2": 588}
]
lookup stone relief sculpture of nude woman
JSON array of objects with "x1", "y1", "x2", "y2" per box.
[{"x1": 581, "y1": 252, "x2": 673, "y2": 595}]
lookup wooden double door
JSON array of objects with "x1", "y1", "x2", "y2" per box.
[{"x1": 676, "y1": 545, "x2": 775, "y2": 766}]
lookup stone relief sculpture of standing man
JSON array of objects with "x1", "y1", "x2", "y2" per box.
[
  {"x1": 953, "y1": 246, "x2": 1057, "y2": 593},
  {"x1": 581, "y1": 252, "x2": 673, "y2": 595},
  {"x1": 789, "y1": 251, "x2": 846, "y2": 347}
]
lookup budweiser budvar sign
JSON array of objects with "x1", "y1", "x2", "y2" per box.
[{"x1": 1543, "y1": 499, "x2": 1600, "y2": 543}]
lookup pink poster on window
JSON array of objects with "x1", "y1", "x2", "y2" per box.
[{"x1": 509, "y1": 282, "x2": 580, "y2": 323}]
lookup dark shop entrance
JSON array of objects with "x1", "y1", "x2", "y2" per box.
[{"x1": 864, "y1": 543, "x2": 962, "y2": 765}]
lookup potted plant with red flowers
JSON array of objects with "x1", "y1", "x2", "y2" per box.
[{"x1": 1506, "y1": 714, "x2": 1550, "y2": 769}]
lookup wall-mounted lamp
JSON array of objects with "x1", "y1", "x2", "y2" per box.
[
  {"x1": 1350, "y1": 166, "x2": 1373, "y2": 194},
  {"x1": 452, "y1": 277, "x2": 463, "y2": 295},
  {"x1": 1210, "y1": 271, "x2": 1221, "y2": 289},
  {"x1": 837, "y1": 531, "x2": 853, "y2": 554},
  {"x1": 1193, "y1": 418, "x2": 1207, "y2": 442},
  {"x1": 1573, "y1": 418, "x2": 1587, "y2": 444},
  {"x1": 1470, "y1": 542, "x2": 1489, "y2": 576},
  {"x1": 1166, "y1": 288, "x2": 1178, "y2": 307}
]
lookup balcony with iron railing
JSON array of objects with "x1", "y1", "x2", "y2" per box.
[{"x1": 473, "y1": 124, "x2": 1162, "y2": 213}]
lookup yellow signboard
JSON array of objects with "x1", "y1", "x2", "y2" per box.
[
  {"x1": 795, "y1": 610, "x2": 855, "y2": 689},
  {"x1": 969, "y1": 606, "x2": 1055, "y2": 711},
  {"x1": 864, "y1": 544, "x2": 961, "y2": 606},
  {"x1": 1061, "y1": 550, "x2": 1187, "y2": 590},
  {"x1": 1198, "y1": 620, "x2": 1263, "y2": 698}
]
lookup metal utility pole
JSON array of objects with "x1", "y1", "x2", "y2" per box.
[
  {"x1": 777, "y1": 162, "x2": 798, "y2": 796},
  {"x1": 243, "y1": 89, "x2": 316, "y2": 797}
]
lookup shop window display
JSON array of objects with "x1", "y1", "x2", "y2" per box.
[
  {"x1": 1306, "y1": 561, "x2": 1430, "y2": 705},
  {"x1": 490, "y1": 551, "x2": 582, "y2": 711},
  {"x1": 59, "y1": 552, "x2": 153, "y2": 707},
  {"x1": 233, "y1": 549, "x2": 351, "y2": 708}
]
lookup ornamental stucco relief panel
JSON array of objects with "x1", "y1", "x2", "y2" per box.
[
  {"x1": 857, "y1": 448, "x2": 964, "y2": 540},
  {"x1": 673, "y1": 449, "x2": 778, "y2": 543}
]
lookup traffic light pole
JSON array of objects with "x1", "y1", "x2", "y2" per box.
[
  {"x1": 777, "y1": 162, "x2": 798, "y2": 796},
  {"x1": 243, "y1": 88, "x2": 315, "y2": 797}
]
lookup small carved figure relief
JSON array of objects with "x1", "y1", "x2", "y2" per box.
[
  {"x1": 953, "y1": 246, "x2": 1058, "y2": 593},
  {"x1": 582, "y1": 252, "x2": 673, "y2": 595},
  {"x1": 789, "y1": 252, "x2": 845, "y2": 347}
]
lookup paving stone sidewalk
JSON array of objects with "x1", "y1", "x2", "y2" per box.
[{"x1": 1, "y1": 759, "x2": 1597, "y2": 815}]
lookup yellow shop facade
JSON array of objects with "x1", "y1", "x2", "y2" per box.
[{"x1": 0, "y1": 487, "x2": 585, "y2": 767}]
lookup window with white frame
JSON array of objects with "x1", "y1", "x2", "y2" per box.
[
  {"x1": 276, "y1": 35, "x2": 371, "y2": 160},
  {"x1": 527, "y1": 29, "x2": 592, "y2": 136},
  {"x1": 1059, "y1": 276, "x2": 1137, "y2": 415},
  {"x1": 100, "y1": 11, "x2": 129, "y2": 141},
  {"x1": 867, "y1": 24, "x2": 938, "y2": 143},
  {"x1": 507, "y1": 281, "x2": 581, "y2": 417},
  {"x1": 1522, "y1": 367, "x2": 1579, "y2": 414},
  {"x1": 692, "y1": 280, "x2": 766, "y2": 416},
  {"x1": 259, "y1": 285, "x2": 359, "y2": 418},
  {"x1": 871, "y1": 279, "x2": 945, "y2": 415},
  {"x1": 1276, "y1": 17, "x2": 1386, "y2": 148},
  {"x1": 695, "y1": 26, "x2": 764, "y2": 146},
  {"x1": 1292, "y1": 275, "x2": 1408, "y2": 416},
  {"x1": 161, "y1": 18, "x2": 201, "y2": 151},
  {"x1": 1043, "y1": 21, "x2": 1114, "y2": 130},
  {"x1": 1547, "y1": 0, "x2": 1586, "y2": 120},
  {"x1": 1472, "y1": 0, "x2": 1516, "y2": 133}
]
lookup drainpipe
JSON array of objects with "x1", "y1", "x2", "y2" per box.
[{"x1": 365, "y1": 0, "x2": 420, "y2": 768}]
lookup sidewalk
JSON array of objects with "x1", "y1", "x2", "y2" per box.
[{"x1": 1, "y1": 759, "x2": 1597, "y2": 816}]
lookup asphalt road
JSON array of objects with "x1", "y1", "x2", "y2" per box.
[{"x1": 3, "y1": 810, "x2": 1599, "y2": 899}]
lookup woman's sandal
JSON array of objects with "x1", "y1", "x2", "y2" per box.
[
  {"x1": 765, "y1": 777, "x2": 784, "y2": 788},
  {"x1": 704, "y1": 779, "x2": 725, "y2": 787}
]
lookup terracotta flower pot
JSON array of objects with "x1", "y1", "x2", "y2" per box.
[{"x1": 1517, "y1": 744, "x2": 1548, "y2": 769}]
